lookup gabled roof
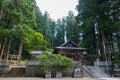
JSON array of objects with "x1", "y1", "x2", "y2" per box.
[
  {"x1": 53, "y1": 41, "x2": 86, "y2": 54},
  {"x1": 60, "y1": 41, "x2": 79, "y2": 47}
]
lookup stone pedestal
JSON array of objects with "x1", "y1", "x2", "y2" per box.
[
  {"x1": 56, "y1": 72, "x2": 62, "y2": 78},
  {"x1": 73, "y1": 68, "x2": 83, "y2": 78},
  {"x1": 45, "y1": 72, "x2": 51, "y2": 78}
]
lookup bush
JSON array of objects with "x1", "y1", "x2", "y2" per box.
[{"x1": 37, "y1": 53, "x2": 75, "y2": 73}]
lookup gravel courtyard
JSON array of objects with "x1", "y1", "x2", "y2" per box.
[{"x1": 0, "y1": 77, "x2": 103, "y2": 80}]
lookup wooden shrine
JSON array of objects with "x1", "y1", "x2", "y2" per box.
[{"x1": 53, "y1": 41, "x2": 86, "y2": 61}]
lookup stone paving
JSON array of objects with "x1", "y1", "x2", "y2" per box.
[{"x1": 100, "y1": 78, "x2": 120, "y2": 80}]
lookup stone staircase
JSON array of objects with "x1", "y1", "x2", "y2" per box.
[
  {"x1": 84, "y1": 66, "x2": 110, "y2": 78},
  {"x1": 2, "y1": 67, "x2": 26, "y2": 77}
]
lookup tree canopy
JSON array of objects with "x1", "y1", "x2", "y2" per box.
[
  {"x1": 0, "y1": 0, "x2": 47, "y2": 61},
  {"x1": 76, "y1": 0, "x2": 120, "y2": 60}
]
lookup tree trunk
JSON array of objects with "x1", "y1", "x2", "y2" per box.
[
  {"x1": 109, "y1": 32, "x2": 115, "y2": 58},
  {"x1": 101, "y1": 31, "x2": 107, "y2": 60},
  {"x1": 0, "y1": 43, "x2": 1, "y2": 58},
  {"x1": 0, "y1": 39, "x2": 6, "y2": 60},
  {"x1": 0, "y1": 44, "x2": 1, "y2": 49},
  {"x1": 101, "y1": 31, "x2": 109, "y2": 72},
  {"x1": 92, "y1": 24, "x2": 97, "y2": 54},
  {"x1": 6, "y1": 39, "x2": 11, "y2": 61},
  {"x1": 17, "y1": 42, "x2": 23, "y2": 63},
  {"x1": 116, "y1": 34, "x2": 120, "y2": 51}
]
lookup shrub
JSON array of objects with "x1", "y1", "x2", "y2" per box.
[{"x1": 37, "y1": 53, "x2": 75, "y2": 73}]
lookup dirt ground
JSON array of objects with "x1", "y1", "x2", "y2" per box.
[{"x1": 0, "y1": 77, "x2": 103, "y2": 80}]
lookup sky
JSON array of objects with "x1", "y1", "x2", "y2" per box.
[{"x1": 35, "y1": 0, "x2": 78, "y2": 21}]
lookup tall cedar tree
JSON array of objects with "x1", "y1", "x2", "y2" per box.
[{"x1": 76, "y1": 0, "x2": 120, "y2": 60}]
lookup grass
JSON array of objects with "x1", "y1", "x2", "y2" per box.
[{"x1": 11, "y1": 60, "x2": 26, "y2": 65}]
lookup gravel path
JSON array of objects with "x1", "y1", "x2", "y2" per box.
[{"x1": 0, "y1": 77, "x2": 102, "y2": 80}]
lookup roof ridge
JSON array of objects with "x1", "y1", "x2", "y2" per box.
[{"x1": 60, "y1": 40, "x2": 79, "y2": 47}]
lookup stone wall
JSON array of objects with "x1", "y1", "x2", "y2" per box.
[
  {"x1": 0, "y1": 60, "x2": 9, "y2": 76},
  {"x1": 25, "y1": 65, "x2": 74, "y2": 77},
  {"x1": 25, "y1": 60, "x2": 78, "y2": 77},
  {"x1": 0, "y1": 66, "x2": 8, "y2": 76},
  {"x1": 25, "y1": 65, "x2": 42, "y2": 77}
]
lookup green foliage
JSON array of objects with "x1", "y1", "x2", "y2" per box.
[
  {"x1": 34, "y1": 6, "x2": 80, "y2": 48},
  {"x1": 113, "y1": 52, "x2": 120, "y2": 66},
  {"x1": 37, "y1": 53, "x2": 75, "y2": 73},
  {"x1": 0, "y1": 0, "x2": 47, "y2": 60},
  {"x1": 66, "y1": 11, "x2": 79, "y2": 43},
  {"x1": 44, "y1": 48, "x2": 53, "y2": 53},
  {"x1": 0, "y1": 0, "x2": 4, "y2": 11},
  {"x1": 11, "y1": 24, "x2": 47, "y2": 51},
  {"x1": 115, "y1": 21, "x2": 120, "y2": 31},
  {"x1": 34, "y1": 8, "x2": 55, "y2": 48},
  {"x1": 25, "y1": 28, "x2": 47, "y2": 51},
  {"x1": 76, "y1": 0, "x2": 120, "y2": 56},
  {"x1": 54, "y1": 11, "x2": 79, "y2": 46},
  {"x1": 0, "y1": 29, "x2": 11, "y2": 39},
  {"x1": 53, "y1": 54, "x2": 75, "y2": 70}
]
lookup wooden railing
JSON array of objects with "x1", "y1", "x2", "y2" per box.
[
  {"x1": 81, "y1": 66, "x2": 95, "y2": 78},
  {"x1": 0, "y1": 60, "x2": 10, "y2": 66}
]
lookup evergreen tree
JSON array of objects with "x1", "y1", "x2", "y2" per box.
[
  {"x1": 0, "y1": 0, "x2": 46, "y2": 61},
  {"x1": 76, "y1": 0, "x2": 120, "y2": 60},
  {"x1": 54, "y1": 18, "x2": 65, "y2": 46},
  {"x1": 66, "y1": 11, "x2": 79, "y2": 44}
]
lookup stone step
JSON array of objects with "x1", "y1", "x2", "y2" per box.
[{"x1": 84, "y1": 66, "x2": 110, "y2": 78}]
